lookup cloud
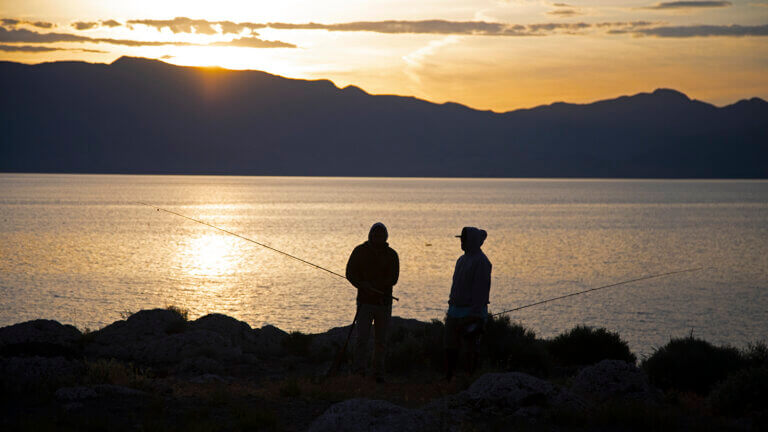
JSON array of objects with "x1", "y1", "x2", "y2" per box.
[
  {"x1": 71, "y1": 20, "x2": 123, "y2": 31},
  {"x1": 628, "y1": 23, "x2": 768, "y2": 37},
  {"x1": 266, "y1": 20, "x2": 527, "y2": 35},
  {"x1": 403, "y1": 36, "x2": 461, "y2": 87},
  {"x1": 72, "y1": 21, "x2": 99, "y2": 31},
  {"x1": 0, "y1": 43, "x2": 105, "y2": 53},
  {"x1": 262, "y1": 20, "x2": 664, "y2": 36},
  {"x1": 128, "y1": 17, "x2": 264, "y2": 35},
  {"x1": 31, "y1": 21, "x2": 55, "y2": 29},
  {"x1": 209, "y1": 36, "x2": 296, "y2": 48},
  {"x1": 0, "y1": 27, "x2": 295, "y2": 49},
  {"x1": 547, "y1": 9, "x2": 582, "y2": 16},
  {"x1": 0, "y1": 27, "x2": 87, "y2": 43},
  {"x1": 642, "y1": 1, "x2": 733, "y2": 9},
  {"x1": 1, "y1": 18, "x2": 55, "y2": 29},
  {"x1": 548, "y1": 2, "x2": 582, "y2": 16}
]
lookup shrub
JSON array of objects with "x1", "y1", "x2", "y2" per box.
[
  {"x1": 547, "y1": 325, "x2": 636, "y2": 367},
  {"x1": 165, "y1": 305, "x2": 189, "y2": 321},
  {"x1": 84, "y1": 358, "x2": 151, "y2": 389},
  {"x1": 483, "y1": 314, "x2": 551, "y2": 377},
  {"x1": 386, "y1": 319, "x2": 444, "y2": 374},
  {"x1": 709, "y1": 366, "x2": 768, "y2": 417},
  {"x1": 742, "y1": 340, "x2": 768, "y2": 369},
  {"x1": 642, "y1": 336, "x2": 744, "y2": 395}
]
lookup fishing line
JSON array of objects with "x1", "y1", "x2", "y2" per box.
[
  {"x1": 491, "y1": 267, "x2": 706, "y2": 316},
  {"x1": 138, "y1": 202, "x2": 399, "y2": 301}
]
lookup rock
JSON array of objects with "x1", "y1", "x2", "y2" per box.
[
  {"x1": 188, "y1": 374, "x2": 230, "y2": 384},
  {"x1": 85, "y1": 308, "x2": 187, "y2": 360},
  {"x1": 55, "y1": 384, "x2": 145, "y2": 401},
  {"x1": 178, "y1": 356, "x2": 223, "y2": 374},
  {"x1": 464, "y1": 372, "x2": 585, "y2": 413},
  {"x1": 93, "y1": 384, "x2": 146, "y2": 397},
  {"x1": 570, "y1": 359, "x2": 656, "y2": 403},
  {"x1": 252, "y1": 325, "x2": 288, "y2": 356},
  {"x1": 85, "y1": 309, "x2": 192, "y2": 361},
  {"x1": 307, "y1": 398, "x2": 433, "y2": 432},
  {"x1": 140, "y1": 330, "x2": 242, "y2": 363},
  {"x1": 309, "y1": 325, "x2": 352, "y2": 359},
  {"x1": 308, "y1": 316, "x2": 428, "y2": 360},
  {"x1": 0, "y1": 319, "x2": 82, "y2": 356},
  {"x1": 189, "y1": 314, "x2": 257, "y2": 352},
  {"x1": 55, "y1": 386, "x2": 98, "y2": 401},
  {"x1": 0, "y1": 356, "x2": 82, "y2": 387}
]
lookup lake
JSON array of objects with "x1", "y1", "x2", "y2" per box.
[{"x1": 1, "y1": 174, "x2": 766, "y2": 355}]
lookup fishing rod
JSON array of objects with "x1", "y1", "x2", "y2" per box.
[
  {"x1": 137, "y1": 202, "x2": 399, "y2": 302},
  {"x1": 492, "y1": 267, "x2": 706, "y2": 317}
]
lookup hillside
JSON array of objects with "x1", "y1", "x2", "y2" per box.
[{"x1": 1, "y1": 57, "x2": 766, "y2": 178}]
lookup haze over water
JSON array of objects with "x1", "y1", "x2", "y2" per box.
[{"x1": 1, "y1": 174, "x2": 766, "y2": 355}]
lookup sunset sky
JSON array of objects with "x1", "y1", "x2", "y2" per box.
[{"x1": 1, "y1": 0, "x2": 767, "y2": 111}]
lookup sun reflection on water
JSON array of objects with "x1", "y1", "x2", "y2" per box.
[{"x1": 180, "y1": 232, "x2": 241, "y2": 278}]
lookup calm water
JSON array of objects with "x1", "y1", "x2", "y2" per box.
[{"x1": 1, "y1": 174, "x2": 767, "y2": 355}]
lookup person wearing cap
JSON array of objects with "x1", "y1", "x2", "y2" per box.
[
  {"x1": 346, "y1": 222, "x2": 399, "y2": 381},
  {"x1": 444, "y1": 226, "x2": 492, "y2": 380}
]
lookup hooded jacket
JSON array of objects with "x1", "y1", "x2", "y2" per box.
[
  {"x1": 448, "y1": 227, "x2": 492, "y2": 315},
  {"x1": 346, "y1": 224, "x2": 399, "y2": 305}
]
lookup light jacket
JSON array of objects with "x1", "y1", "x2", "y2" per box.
[{"x1": 448, "y1": 227, "x2": 492, "y2": 316}]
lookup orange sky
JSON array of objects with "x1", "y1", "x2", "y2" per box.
[{"x1": 1, "y1": 0, "x2": 767, "y2": 111}]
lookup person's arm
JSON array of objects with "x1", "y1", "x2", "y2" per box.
[{"x1": 345, "y1": 247, "x2": 364, "y2": 290}]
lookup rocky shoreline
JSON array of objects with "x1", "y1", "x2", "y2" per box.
[{"x1": 1, "y1": 308, "x2": 765, "y2": 431}]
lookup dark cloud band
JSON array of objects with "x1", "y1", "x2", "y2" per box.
[
  {"x1": 642, "y1": 1, "x2": 733, "y2": 9},
  {"x1": 2, "y1": 18, "x2": 55, "y2": 29},
  {"x1": 0, "y1": 43, "x2": 105, "y2": 53},
  {"x1": 631, "y1": 24, "x2": 768, "y2": 37},
  {"x1": 0, "y1": 27, "x2": 295, "y2": 49}
]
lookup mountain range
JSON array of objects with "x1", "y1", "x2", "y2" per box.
[{"x1": 1, "y1": 56, "x2": 766, "y2": 178}]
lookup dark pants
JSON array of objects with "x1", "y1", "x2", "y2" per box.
[
  {"x1": 444, "y1": 315, "x2": 484, "y2": 379},
  {"x1": 353, "y1": 302, "x2": 391, "y2": 377}
]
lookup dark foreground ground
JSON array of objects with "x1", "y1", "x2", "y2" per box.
[{"x1": 1, "y1": 307, "x2": 766, "y2": 431}]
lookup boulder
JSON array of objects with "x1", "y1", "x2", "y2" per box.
[
  {"x1": 84, "y1": 309, "x2": 187, "y2": 360},
  {"x1": 309, "y1": 324, "x2": 352, "y2": 359},
  {"x1": 570, "y1": 359, "x2": 656, "y2": 403},
  {"x1": 55, "y1": 384, "x2": 145, "y2": 401},
  {"x1": 189, "y1": 314, "x2": 257, "y2": 352},
  {"x1": 178, "y1": 356, "x2": 224, "y2": 374},
  {"x1": 464, "y1": 372, "x2": 585, "y2": 413},
  {"x1": 0, "y1": 355, "x2": 83, "y2": 387},
  {"x1": 139, "y1": 330, "x2": 242, "y2": 363},
  {"x1": 252, "y1": 325, "x2": 288, "y2": 356},
  {"x1": 307, "y1": 398, "x2": 433, "y2": 432},
  {"x1": 0, "y1": 319, "x2": 82, "y2": 356}
]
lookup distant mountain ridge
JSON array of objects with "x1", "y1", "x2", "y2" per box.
[{"x1": 1, "y1": 56, "x2": 766, "y2": 178}]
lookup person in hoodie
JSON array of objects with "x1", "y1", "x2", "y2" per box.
[
  {"x1": 345, "y1": 222, "x2": 399, "y2": 381},
  {"x1": 444, "y1": 226, "x2": 492, "y2": 380}
]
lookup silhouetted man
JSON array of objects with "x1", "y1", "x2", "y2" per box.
[
  {"x1": 346, "y1": 222, "x2": 399, "y2": 381},
  {"x1": 444, "y1": 226, "x2": 492, "y2": 380}
]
